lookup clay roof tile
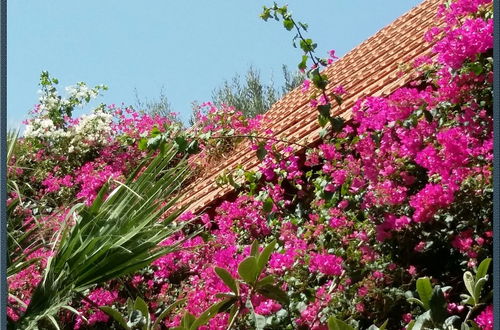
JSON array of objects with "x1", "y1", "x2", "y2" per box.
[{"x1": 177, "y1": 0, "x2": 441, "y2": 214}]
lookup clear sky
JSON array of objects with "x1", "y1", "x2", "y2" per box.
[{"x1": 8, "y1": 0, "x2": 423, "y2": 129}]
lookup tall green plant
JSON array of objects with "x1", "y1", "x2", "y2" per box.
[
  {"x1": 6, "y1": 130, "x2": 42, "y2": 279},
  {"x1": 211, "y1": 65, "x2": 304, "y2": 118},
  {"x1": 13, "y1": 142, "x2": 192, "y2": 329},
  {"x1": 134, "y1": 87, "x2": 177, "y2": 120}
]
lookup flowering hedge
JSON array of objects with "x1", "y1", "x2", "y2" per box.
[{"x1": 7, "y1": 0, "x2": 493, "y2": 329}]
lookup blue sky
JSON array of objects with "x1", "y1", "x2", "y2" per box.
[{"x1": 8, "y1": 0, "x2": 422, "y2": 129}]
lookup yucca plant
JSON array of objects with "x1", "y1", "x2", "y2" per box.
[
  {"x1": 12, "y1": 142, "x2": 192, "y2": 329},
  {"x1": 6, "y1": 130, "x2": 43, "y2": 278},
  {"x1": 7, "y1": 130, "x2": 52, "y2": 324}
]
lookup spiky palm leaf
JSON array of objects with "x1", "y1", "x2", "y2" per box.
[
  {"x1": 6, "y1": 130, "x2": 41, "y2": 277},
  {"x1": 14, "y1": 143, "x2": 192, "y2": 329}
]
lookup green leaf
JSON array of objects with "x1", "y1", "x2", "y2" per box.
[
  {"x1": 466, "y1": 320, "x2": 481, "y2": 330},
  {"x1": 159, "y1": 140, "x2": 167, "y2": 154},
  {"x1": 61, "y1": 305, "x2": 86, "y2": 322},
  {"x1": 310, "y1": 69, "x2": 328, "y2": 89},
  {"x1": 257, "y1": 284, "x2": 289, "y2": 305},
  {"x1": 283, "y1": 18, "x2": 294, "y2": 31},
  {"x1": 187, "y1": 139, "x2": 200, "y2": 155},
  {"x1": 256, "y1": 275, "x2": 275, "y2": 288},
  {"x1": 317, "y1": 57, "x2": 329, "y2": 67},
  {"x1": 463, "y1": 271, "x2": 475, "y2": 301},
  {"x1": 128, "y1": 310, "x2": 144, "y2": 328},
  {"x1": 327, "y1": 317, "x2": 355, "y2": 330},
  {"x1": 227, "y1": 304, "x2": 240, "y2": 329},
  {"x1": 412, "y1": 310, "x2": 432, "y2": 330},
  {"x1": 138, "y1": 138, "x2": 148, "y2": 151},
  {"x1": 298, "y1": 55, "x2": 308, "y2": 71},
  {"x1": 256, "y1": 143, "x2": 267, "y2": 161},
  {"x1": 250, "y1": 240, "x2": 260, "y2": 257},
  {"x1": 215, "y1": 293, "x2": 237, "y2": 299},
  {"x1": 260, "y1": 8, "x2": 271, "y2": 21},
  {"x1": 21, "y1": 143, "x2": 191, "y2": 327},
  {"x1": 407, "y1": 297, "x2": 425, "y2": 308},
  {"x1": 227, "y1": 174, "x2": 240, "y2": 189},
  {"x1": 300, "y1": 38, "x2": 316, "y2": 53},
  {"x1": 469, "y1": 62, "x2": 483, "y2": 75},
  {"x1": 461, "y1": 322, "x2": 471, "y2": 330},
  {"x1": 147, "y1": 135, "x2": 162, "y2": 150},
  {"x1": 150, "y1": 126, "x2": 161, "y2": 137},
  {"x1": 317, "y1": 104, "x2": 331, "y2": 117},
  {"x1": 444, "y1": 315, "x2": 461, "y2": 329},
  {"x1": 262, "y1": 197, "x2": 274, "y2": 213},
  {"x1": 254, "y1": 313, "x2": 266, "y2": 330},
  {"x1": 473, "y1": 277, "x2": 487, "y2": 304},
  {"x1": 378, "y1": 319, "x2": 389, "y2": 330},
  {"x1": 134, "y1": 296, "x2": 150, "y2": 325},
  {"x1": 475, "y1": 258, "x2": 491, "y2": 282},
  {"x1": 153, "y1": 299, "x2": 186, "y2": 329},
  {"x1": 47, "y1": 315, "x2": 61, "y2": 330},
  {"x1": 331, "y1": 116, "x2": 345, "y2": 133},
  {"x1": 416, "y1": 277, "x2": 433, "y2": 310},
  {"x1": 182, "y1": 312, "x2": 196, "y2": 328},
  {"x1": 238, "y1": 256, "x2": 258, "y2": 284},
  {"x1": 257, "y1": 239, "x2": 276, "y2": 275},
  {"x1": 318, "y1": 114, "x2": 329, "y2": 127},
  {"x1": 174, "y1": 136, "x2": 189, "y2": 153},
  {"x1": 333, "y1": 94, "x2": 343, "y2": 106},
  {"x1": 100, "y1": 306, "x2": 129, "y2": 329},
  {"x1": 214, "y1": 267, "x2": 239, "y2": 296},
  {"x1": 424, "y1": 110, "x2": 433, "y2": 123},
  {"x1": 127, "y1": 298, "x2": 134, "y2": 313},
  {"x1": 190, "y1": 298, "x2": 235, "y2": 329},
  {"x1": 429, "y1": 287, "x2": 447, "y2": 324},
  {"x1": 460, "y1": 294, "x2": 474, "y2": 306}
]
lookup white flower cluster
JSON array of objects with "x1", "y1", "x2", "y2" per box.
[
  {"x1": 37, "y1": 90, "x2": 62, "y2": 113},
  {"x1": 65, "y1": 82, "x2": 100, "y2": 101},
  {"x1": 69, "y1": 108, "x2": 114, "y2": 148},
  {"x1": 24, "y1": 81, "x2": 112, "y2": 154},
  {"x1": 36, "y1": 82, "x2": 103, "y2": 114},
  {"x1": 24, "y1": 117, "x2": 70, "y2": 140}
]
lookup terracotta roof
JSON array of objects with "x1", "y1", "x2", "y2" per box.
[{"x1": 178, "y1": 0, "x2": 442, "y2": 214}]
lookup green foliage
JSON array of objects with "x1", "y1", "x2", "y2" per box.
[
  {"x1": 15, "y1": 144, "x2": 192, "y2": 329},
  {"x1": 210, "y1": 65, "x2": 304, "y2": 118},
  {"x1": 328, "y1": 317, "x2": 356, "y2": 330},
  {"x1": 405, "y1": 258, "x2": 492, "y2": 330},
  {"x1": 260, "y1": 3, "x2": 345, "y2": 133},
  {"x1": 137, "y1": 125, "x2": 200, "y2": 156},
  {"x1": 134, "y1": 87, "x2": 177, "y2": 120},
  {"x1": 460, "y1": 258, "x2": 491, "y2": 307},
  {"x1": 176, "y1": 239, "x2": 286, "y2": 329},
  {"x1": 327, "y1": 317, "x2": 388, "y2": 330},
  {"x1": 6, "y1": 131, "x2": 45, "y2": 279},
  {"x1": 101, "y1": 297, "x2": 186, "y2": 330}
]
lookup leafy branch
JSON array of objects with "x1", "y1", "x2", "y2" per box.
[{"x1": 260, "y1": 3, "x2": 345, "y2": 133}]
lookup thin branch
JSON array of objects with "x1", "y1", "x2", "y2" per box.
[{"x1": 208, "y1": 134, "x2": 310, "y2": 149}]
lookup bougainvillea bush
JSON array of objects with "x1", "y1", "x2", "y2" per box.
[{"x1": 7, "y1": 0, "x2": 493, "y2": 329}]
